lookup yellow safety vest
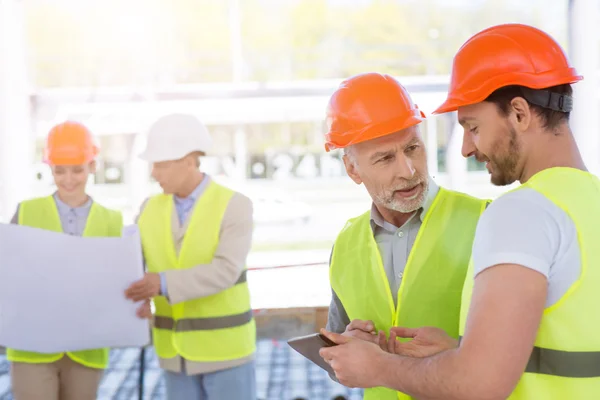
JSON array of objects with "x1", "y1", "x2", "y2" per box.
[
  {"x1": 7, "y1": 195, "x2": 123, "y2": 369},
  {"x1": 138, "y1": 181, "x2": 256, "y2": 362},
  {"x1": 460, "y1": 167, "x2": 600, "y2": 399},
  {"x1": 331, "y1": 188, "x2": 488, "y2": 400}
]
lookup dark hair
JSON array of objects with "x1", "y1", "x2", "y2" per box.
[{"x1": 484, "y1": 84, "x2": 573, "y2": 130}]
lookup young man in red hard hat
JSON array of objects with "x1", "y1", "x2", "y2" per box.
[
  {"x1": 320, "y1": 72, "x2": 489, "y2": 399},
  {"x1": 5, "y1": 121, "x2": 136, "y2": 400},
  {"x1": 125, "y1": 113, "x2": 256, "y2": 400},
  {"x1": 320, "y1": 24, "x2": 600, "y2": 400}
]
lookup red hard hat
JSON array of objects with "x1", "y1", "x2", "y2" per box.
[
  {"x1": 43, "y1": 121, "x2": 99, "y2": 165},
  {"x1": 434, "y1": 24, "x2": 583, "y2": 114},
  {"x1": 324, "y1": 73, "x2": 425, "y2": 152}
]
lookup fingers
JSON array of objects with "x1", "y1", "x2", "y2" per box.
[
  {"x1": 378, "y1": 330, "x2": 388, "y2": 352},
  {"x1": 125, "y1": 288, "x2": 140, "y2": 298},
  {"x1": 127, "y1": 279, "x2": 145, "y2": 290},
  {"x1": 347, "y1": 319, "x2": 375, "y2": 333},
  {"x1": 126, "y1": 286, "x2": 152, "y2": 302},
  {"x1": 320, "y1": 328, "x2": 350, "y2": 345},
  {"x1": 346, "y1": 329, "x2": 378, "y2": 343},
  {"x1": 376, "y1": 330, "x2": 400, "y2": 354},
  {"x1": 125, "y1": 280, "x2": 145, "y2": 298},
  {"x1": 136, "y1": 303, "x2": 152, "y2": 319},
  {"x1": 125, "y1": 278, "x2": 153, "y2": 301},
  {"x1": 319, "y1": 345, "x2": 336, "y2": 361},
  {"x1": 390, "y1": 326, "x2": 419, "y2": 339},
  {"x1": 130, "y1": 291, "x2": 151, "y2": 302},
  {"x1": 387, "y1": 330, "x2": 397, "y2": 353}
]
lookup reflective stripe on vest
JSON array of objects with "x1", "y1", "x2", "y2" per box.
[
  {"x1": 154, "y1": 270, "x2": 250, "y2": 331},
  {"x1": 7, "y1": 195, "x2": 123, "y2": 369},
  {"x1": 331, "y1": 188, "x2": 488, "y2": 400},
  {"x1": 525, "y1": 346, "x2": 600, "y2": 378},
  {"x1": 138, "y1": 181, "x2": 256, "y2": 362},
  {"x1": 459, "y1": 336, "x2": 600, "y2": 378},
  {"x1": 459, "y1": 167, "x2": 600, "y2": 399},
  {"x1": 154, "y1": 310, "x2": 254, "y2": 331}
]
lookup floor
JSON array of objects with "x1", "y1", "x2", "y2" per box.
[{"x1": 0, "y1": 340, "x2": 364, "y2": 400}]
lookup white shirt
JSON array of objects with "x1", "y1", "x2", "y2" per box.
[{"x1": 472, "y1": 187, "x2": 581, "y2": 307}]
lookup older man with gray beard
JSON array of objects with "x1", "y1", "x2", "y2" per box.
[{"x1": 322, "y1": 72, "x2": 489, "y2": 400}]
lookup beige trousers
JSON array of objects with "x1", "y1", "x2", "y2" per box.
[{"x1": 10, "y1": 356, "x2": 104, "y2": 400}]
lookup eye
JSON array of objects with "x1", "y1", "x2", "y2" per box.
[
  {"x1": 376, "y1": 155, "x2": 394, "y2": 164},
  {"x1": 469, "y1": 126, "x2": 479, "y2": 134},
  {"x1": 406, "y1": 145, "x2": 419, "y2": 152}
]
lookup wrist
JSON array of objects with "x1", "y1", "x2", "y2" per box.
[
  {"x1": 158, "y1": 272, "x2": 168, "y2": 296},
  {"x1": 373, "y1": 350, "x2": 395, "y2": 388}
]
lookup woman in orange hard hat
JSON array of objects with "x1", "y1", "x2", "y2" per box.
[
  {"x1": 6, "y1": 121, "x2": 131, "y2": 400},
  {"x1": 320, "y1": 24, "x2": 600, "y2": 400}
]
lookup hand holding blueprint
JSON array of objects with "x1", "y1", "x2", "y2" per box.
[{"x1": 0, "y1": 223, "x2": 150, "y2": 353}]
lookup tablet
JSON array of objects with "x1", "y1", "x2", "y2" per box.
[{"x1": 287, "y1": 332, "x2": 337, "y2": 375}]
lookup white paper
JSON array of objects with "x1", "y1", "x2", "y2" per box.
[{"x1": 0, "y1": 223, "x2": 150, "y2": 353}]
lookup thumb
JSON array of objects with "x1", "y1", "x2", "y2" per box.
[
  {"x1": 348, "y1": 319, "x2": 376, "y2": 332},
  {"x1": 390, "y1": 327, "x2": 419, "y2": 339},
  {"x1": 136, "y1": 305, "x2": 146, "y2": 318},
  {"x1": 320, "y1": 328, "x2": 350, "y2": 345}
]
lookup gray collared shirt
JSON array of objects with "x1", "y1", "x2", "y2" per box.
[
  {"x1": 326, "y1": 179, "x2": 440, "y2": 334},
  {"x1": 371, "y1": 181, "x2": 440, "y2": 305},
  {"x1": 11, "y1": 193, "x2": 93, "y2": 236}
]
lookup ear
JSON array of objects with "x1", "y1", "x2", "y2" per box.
[
  {"x1": 509, "y1": 97, "x2": 532, "y2": 132},
  {"x1": 343, "y1": 155, "x2": 362, "y2": 185},
  {"x1": 88, "y1": 160, "x2": 97, "y2": 174},
  {"x1": 186, "y1": 153, "x2": 201, "y2": 169}
]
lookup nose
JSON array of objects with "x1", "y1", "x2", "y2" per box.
[
  {"x1": 461, "y1": 129, "x2": 476, "y2": 159},
  {"x1": 150, "y1": 165, "x2": 159, "y2": 182},
  {"x1": 65, "y1": 170, "x2": 75, "y2": 184},
  {"x1": 395, "y1": 154, "x2": 416, "y2": 180}
]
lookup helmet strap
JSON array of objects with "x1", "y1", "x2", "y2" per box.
[{"x1": 520, "y1": 87, "x2": 573, "y2": 112}]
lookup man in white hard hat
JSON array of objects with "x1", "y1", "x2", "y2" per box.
[{"x1": 125, "y1": 113, "x2": 257, "y2": 400}]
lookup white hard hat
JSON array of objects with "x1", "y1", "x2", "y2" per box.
[{"x1": 139, "y1": 113, "x2": 213, "y2": 162}]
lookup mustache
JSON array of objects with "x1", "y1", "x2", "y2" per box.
[
  {"x1": 390, "y1": 178, "x2": 424, "y2": 192},
  {"x1": 474, "y1": 151, "x2": 489, "y2": 163}
]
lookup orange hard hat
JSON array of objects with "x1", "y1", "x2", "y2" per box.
[
  {"x1": 324, "y1": 72, "x2": 425, "y2": 152},
  {"x1": 43, "y1": 121, "x2": 99, "y2": 165},
  {"x1": 434, "y1": 24, "x2": 583, "y2": 114}
]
